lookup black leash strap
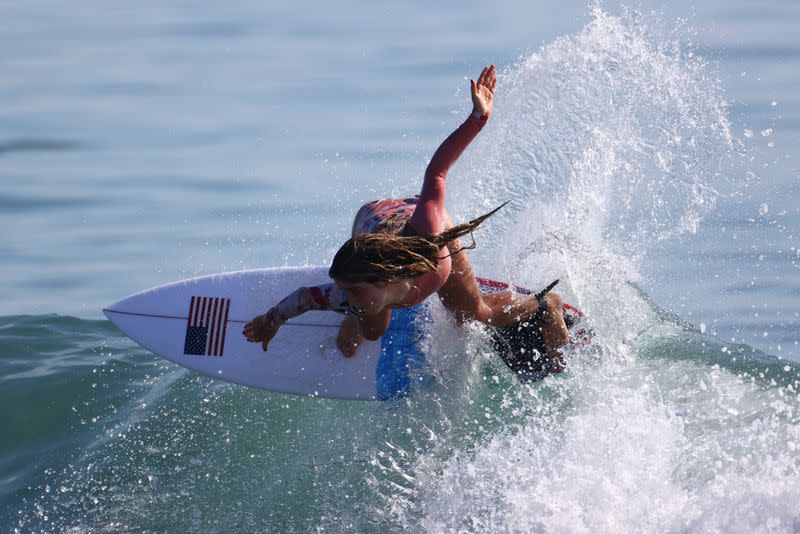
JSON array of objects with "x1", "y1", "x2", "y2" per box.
[
  {"x1": 534, "y1": 279, "x2": 559, "y2": 319},
  {"x1": 536, "y1": 279, "x2": 560, "y2": 300}
]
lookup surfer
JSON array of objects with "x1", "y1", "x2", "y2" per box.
[{"x1": 244, "y1": 65, "x2": 570, "y2": 373}]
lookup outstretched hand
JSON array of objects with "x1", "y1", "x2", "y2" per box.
[
  {"x1": 243, "y1": 311, "x2": 280, "y2": 352},
  {"x1": 470, "y1": 64, "x2": 496, "y2": 117}
]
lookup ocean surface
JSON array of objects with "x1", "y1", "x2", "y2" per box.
[{"x1": 2, "y1": 0, "x2": 799, "y2": 531}]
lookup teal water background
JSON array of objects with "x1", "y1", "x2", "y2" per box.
[{"x1": 2, "y1": 1, "x2": 799, "y2": 531}]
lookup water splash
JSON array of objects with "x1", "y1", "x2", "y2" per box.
[
  {"x1": 372, "y1": 7, "x2": 800, "y2": 532},
  {"x1": 449, "y1": 6, "x2": 736, "y2": 340}
]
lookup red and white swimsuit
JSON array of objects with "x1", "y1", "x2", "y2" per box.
[{"x1": 267, "y1": 113, "x2": 487, "y2": 325}]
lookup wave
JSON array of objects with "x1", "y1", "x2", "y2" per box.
[{"x1": 3, "y1": 5, "x2": 800, "y2": 532}]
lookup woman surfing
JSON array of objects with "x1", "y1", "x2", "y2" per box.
[{"x1": 243, "y1": 65, "x2": 570, "y2": 373}]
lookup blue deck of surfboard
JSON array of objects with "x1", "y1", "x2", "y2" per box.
[{"x1": 375, "y1": 304, "x2": 430, "y2": 400}]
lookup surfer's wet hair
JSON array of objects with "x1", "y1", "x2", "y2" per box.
[{"x1": 329, "y1": 202, "x2": 508, "y2": 285}]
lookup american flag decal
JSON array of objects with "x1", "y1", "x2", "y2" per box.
[{"x1": 184, "y1": 296, "x2": 231, "y2": 356}]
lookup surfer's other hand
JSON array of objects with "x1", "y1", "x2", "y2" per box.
[
  {"x1": 336, "y1": 315, "x2": 364, "y2": 357},
  {"x1": 470, "y1": 64, "x2": 495, "y2": 117},
  {"x1": 243, "y1": 312, "x2": 280, "y2": 352}
]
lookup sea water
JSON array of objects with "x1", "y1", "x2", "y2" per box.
[{"x1": 1, "y1": 1, "x2": 799, "y2": 531}]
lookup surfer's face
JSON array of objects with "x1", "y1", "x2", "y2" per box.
[{"x1": 335, "y1": 279, "x2": 403, "y2": 314}]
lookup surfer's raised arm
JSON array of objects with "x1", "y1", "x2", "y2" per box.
[{"x1": 406, "y1": 65, "x2": 495, "y2": 234}]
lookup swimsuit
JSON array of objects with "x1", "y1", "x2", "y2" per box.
[
  {"x1": 351, "y1": 196, "x2": 420, "y2": 237},
  {"x1": 269, "y1": 113, "x2": 487, "y2": 325}
]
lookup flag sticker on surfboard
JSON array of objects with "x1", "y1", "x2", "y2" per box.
[{"x1": 184, "y1": 296, "x2": 231, "y2": 356}]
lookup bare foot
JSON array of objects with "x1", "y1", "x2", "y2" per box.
[{"x1": 336, "y1": 315, "x2": 364, "y2": 357}]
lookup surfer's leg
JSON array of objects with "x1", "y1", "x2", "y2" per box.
[
  {"x1": 436, "y1": 214, "x2": 569, "y2": 363},
  {"x1": 481, "y1": 291, "x2": 570, "y2": 349}
]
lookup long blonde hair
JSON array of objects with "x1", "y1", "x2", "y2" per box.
[{"x1": 328, "y1": 202, "x2": 507, "y2": 284}]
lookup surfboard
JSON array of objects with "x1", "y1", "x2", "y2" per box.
[{"x1": 103, "y1": 266, "x2": 590, "y2": 400}]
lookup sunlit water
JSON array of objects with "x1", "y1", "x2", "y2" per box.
[{"x1": 2, "y1": 2, "x2": 799, "y2": 532}]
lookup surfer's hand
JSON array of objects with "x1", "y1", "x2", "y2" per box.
[
  {"x1": 243, "y1": 311, "x2": 280, "y2": 351},
  {"x1": 336, "y1": 315, "x2": 364, "y2": 357},
  {"x1": 471, "y1": 64, "x2": 495, "y2": 117}
]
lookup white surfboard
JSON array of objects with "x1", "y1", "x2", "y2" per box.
[
  {"x1": 104, "y1": 266, "x2": 590, "y2": 400},
  {"x1": 103, "y1": 266, "x2": 431, "y2": 400}
]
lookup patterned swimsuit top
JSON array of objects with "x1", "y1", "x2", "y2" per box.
[{"x1": 352, "y1": 196, "x2": 420, "y2": 237}]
